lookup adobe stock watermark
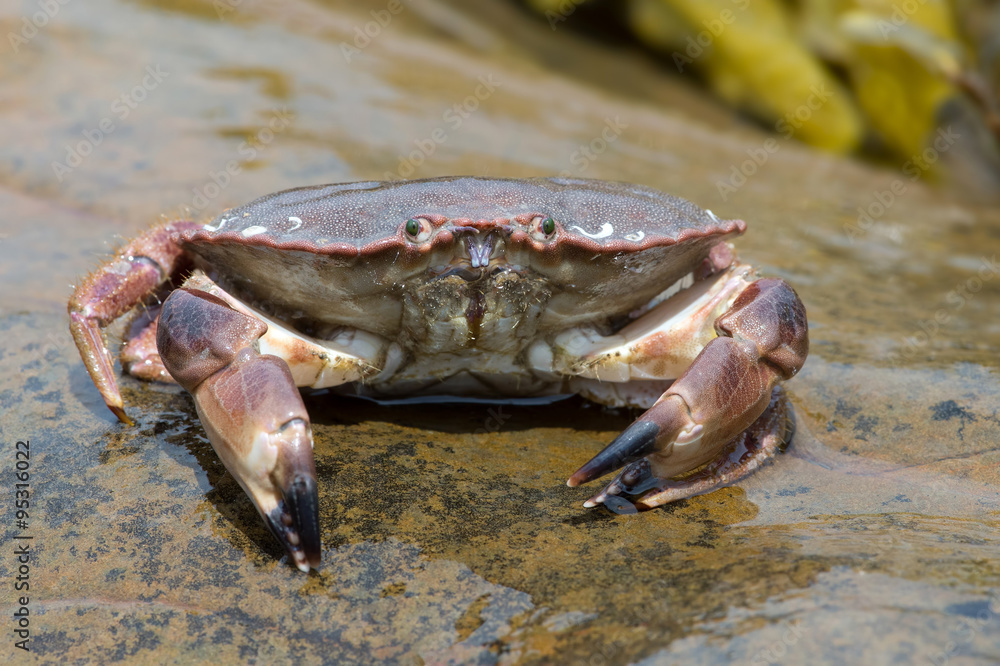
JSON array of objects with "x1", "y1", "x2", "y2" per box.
[
  {"x1": 583, "y1": 635, "x2": 629, "y2": 666},
  {"x1": 749, "y1": 620, "x2": 807, "y2": 665},
  {"x1": 672, "y1": 0, "x2": 750, "y2": 73},
  {"x1": 874, "y1": 0, "x2": 934, "y2": 39},
  {"x1": 339, "y1": 0, "x2": 407, "y2": 63},
  {"x1": 471, "y1": 406, "x2": 513, "y2": 444},
  {"x1": 544, "y1": 0, "x2": 587, "y2": 30},
  {"x1": 190, "y1": 107, "x2": 295, "y2": 211},
  {"x1": 926, "y1": 590, "x2": 1000, "y2": 665},
  {"x1": 845, "y1": 126, "x2": 961, "y2": 244},
  {"x1": 383, "y1": 75, "x2": 501, "y2": 180},
  {"x1": 7, "y1": 0, "x2": 72, "y2": 54},
  {"x1": 37, "y1": 329, "x2": 76, "y2": 363},
  {"x1": 557, "y1": 116, "x2": 628, "y2": 177},
  {"x1": 213, "y1": 0, "x2": 290, "y2": 20},
  {"x1": 716, "y1": 83, "x2": 834, "y2": 201},
  {"x1": 51, "y1": 65, "x2": 170, "y2": 182},
  {"x1": 213, "y1": 0, "x2": 245, "y2": 20},
  {"x1": 888, "y1": 254, "x2": 998, "y2": 365}
]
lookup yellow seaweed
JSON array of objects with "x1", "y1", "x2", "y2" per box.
[
  {"x1": 835, "y1": 2, "x2": 963, "y2": 164},
  {"x1": 626, "y1": 0, "x2": 864, "y2": 152},
  {"x1": 523, "y1": 0, "x2": 993, "y2": 176}
]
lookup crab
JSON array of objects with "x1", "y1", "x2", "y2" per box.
[{"x1": 69, "y1": 177, "x2": 808, "y2": 572}]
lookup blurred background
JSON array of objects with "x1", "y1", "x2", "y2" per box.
[
  {"x1": 1, "y1": 1, "x2": 999, "y2": 663},
  {"x1": 528, "y1": 0, "x2": 1000, "y2": 198}
]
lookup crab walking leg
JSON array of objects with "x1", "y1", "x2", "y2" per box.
[
  {"x1": 120, "y1": 305, "x2": 174, "y2": 382},
  {"x1": 68, "y1": 220, "x2": 201, "y2": 424},
  {"x1": 156, "y1": 287, "x2": 321, "y2": 572},
  {"x1": 567, "y1": 278, "x2": 808, "y2": 506}
]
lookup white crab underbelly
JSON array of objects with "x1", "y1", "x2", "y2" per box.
[{"x1": 182, "y1": 263, "x2": 752, "y2": 407}]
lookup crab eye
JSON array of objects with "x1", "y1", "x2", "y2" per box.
[
  {"x1": 403, "y1": 217, "x2": 432, "y2": 242},
  {"x1": 530, "y1": 216, "x2": 557, "y2": 241}
]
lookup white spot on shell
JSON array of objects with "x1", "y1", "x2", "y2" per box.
[
  {"x1": 203, "y1": 217, "x2": 231, "y2": 232},
  {"x1": 569, "y1": 223, "x2": 614, "y2": 239},
  {"x1": 287, "y1": 216, "x2": 303, "y2": 231},
  {"x1": 624, "y1": 231, "x2": 645, "y2": 242},
  {"x1": 242, "y1": 225, "x2": 267, "y2": 237},
  {"x1": 706, "y1": 209, "x2": 720, "y2": 223}
]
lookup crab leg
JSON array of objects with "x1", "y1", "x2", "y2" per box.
[
  {"x1": 567, "y1": 278, "x2": 808, "y2": 508},
  {"x1": 156, "y1": 287, "x2": 321, "y2": 571},
  {"x1": 68, "y1": 220, "x2": 201, "y2": 423},
  {"x1": 120, "y1": 304, "x2": 175, "y2": 382}
]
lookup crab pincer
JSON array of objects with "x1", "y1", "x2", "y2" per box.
[
  {"x1": 156, "y1": 288, "x2": 321, "y2": 571},
  {"x1": 567, "y1": 279, "x2": 808, "y2": 509}
]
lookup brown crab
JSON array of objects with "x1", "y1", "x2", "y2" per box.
[{"x1": 69, "y1": 177, "x2": 808, "y2": 572}]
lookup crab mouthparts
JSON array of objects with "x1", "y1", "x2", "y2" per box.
[{"x1": 463, "y1": 233, "x2": 496, "y2": 269}]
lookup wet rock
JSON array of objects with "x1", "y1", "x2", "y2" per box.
[{"x1": 1, "y1": 0, "x2": 998, "y2": 663}]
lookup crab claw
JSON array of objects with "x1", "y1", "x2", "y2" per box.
[
  {"x1": 575, "y1": 389, "x2": 791, "y2": 509},
  {"x1": 157, "y1": 288, "x2": 322, "y2": 571},
  {"x1": 568, "y1": 278, "x2": 808, "y2": 509},
  {"x1": 567, "y1": 393, "x2": 719, "y2": 508},
  {"x1": 199, "y1": 403, "x2": 321, "y2": 573},
  {"x1": 567, "y1": 394, "x2": 701, "y2": 491}
]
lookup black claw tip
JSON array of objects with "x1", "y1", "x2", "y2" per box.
[
  {"x1": 268, "y1": 474, "x2": 321, "y2": 571},
  {"x1": 568, "y1": 420, "x2": 661, "y2": 487},
  {"x1": 287, "y1": 474, "x2": 321, "y2": 568}
]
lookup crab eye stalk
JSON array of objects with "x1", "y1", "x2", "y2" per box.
[
  {"x1": 530, "y1": 215, "x2": 557, "y2": 241},
  {"x1": 403, "y1": 217, "x2": 432, "y2": 242}
]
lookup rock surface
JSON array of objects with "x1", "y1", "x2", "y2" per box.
[{"x1": 1, "y1": 0, "x2": 998, "y2": 663}]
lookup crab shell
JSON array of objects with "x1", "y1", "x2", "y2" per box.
[{"x1": 181, "y1": 178, "x2": 745, "y2": 338}]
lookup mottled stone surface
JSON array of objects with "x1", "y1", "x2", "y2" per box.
[{"x1": 1, "y1": 0, "x2": 998, "y2": 664}]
